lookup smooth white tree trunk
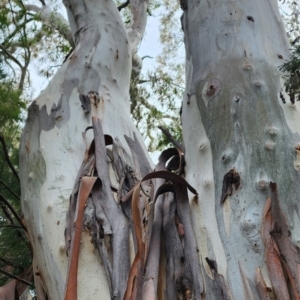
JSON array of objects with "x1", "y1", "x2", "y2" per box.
[{"x1": 20, "y1": 0, "x2": 150, "y2": 299}]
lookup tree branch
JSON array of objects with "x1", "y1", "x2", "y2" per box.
[
  {"x1": 118, "y1": 0, "x2": 130, "y2": 11},
  {"x1": 0, "y1": 45, "x2": 24, "y2": 72},
  {"x1": 0, "y1": 204, "x2": 15, "y2": 225},
  {"x1": 126, "y1": 0, "x2": 149, "y2": 76},
  {"x1": 24, "y1": 4, "x2": 74, "y2": 47},
  {"x1": 0, "y1": 268, "x2": 33, "y2": 286},
  {"x1": 0, "y1": 225, "x2": 23, "y2": 229},
  {"x1": 0, "y1": 180, "x2": 20, "y2": 201},
  {"x1": 158, "y1": 126, "x2": 185, "y2": 153},
  {"x1": 0, "y1": 193, "x2": 26, "y2": 231},
  {"x1": 0, "y1": 257, "x2": 25, "y2": 271},
  {"x1": 0, "y1": 134, "x2": 20, "y2": 182}
]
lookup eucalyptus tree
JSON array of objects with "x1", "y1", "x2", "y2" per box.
[
  {"x1": 0, "y1": 0, "x2": 73, "y2": 295},
  {"x1": 19, "y1": 0, "x2": 300, "y2": 300}
]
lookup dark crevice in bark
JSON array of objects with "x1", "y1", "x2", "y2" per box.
[
  {"x1": 220, "y1": 168, "x2": 240, "y2": 204},
  {"x1": 158, "y1": 126, "x2": 186, "y2": 175}
]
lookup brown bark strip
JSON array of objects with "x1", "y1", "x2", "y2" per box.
[
  {"x1": 84, "y1": 188, "x2": 114, "y2": 295},
  {"x1": 254, "y1": 267, "x2": 271, "y2": 300},
  {"x1": 173, "y1": 182, "x2": 203, "y2": 298},
  {"x1": 15, "y1": 265, "x2": 33, "y2": 297},
  {"x1": 92, "y1": 117, "x2": 130, "y2": 298},
  {"x1": 142, "y1": 148, "x2": 176, "y2": 299},
  {"x1": 280, "y1": 258, "x2": 299, "y2": 300},
  {"x1": 65, "y1": 152, "x2": 95, "y2": 256},
  {"x1": 139, "y1": 169, "x2": 202, "y2": 297},
  {"x1": 142, "y1": 229, "x2": 162, "y2": 295},
  {"x1": 124, "y1": 183, "x2": 145, "y2": 300},
  {"x1": 163, "y1": 193, "x2": 184, "y2": 300},
  {"x1": 0, "y1": 279, "x2": 18, "y2": 300},
  {"x1": 269, "y1": 182, "x2": 300, "y2": 298},
  {"x1": 261, "y1": 196, "x2": 290, "y2": 300},
  {"x1": 64, "y1": 176, "x2": 98, "y2": 300}
]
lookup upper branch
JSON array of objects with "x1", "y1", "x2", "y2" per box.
[
  {"x1": 127, "y1": 0, "x2": 149, "y2": 76},
  {"x1": 24, "y1": 4, "x2": 74, "y2": 47}
]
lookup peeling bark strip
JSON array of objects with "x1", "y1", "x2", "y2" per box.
[
  {"x1": 65, "y1": 117, "x2": 139, "y2": 299},
  {"x1": 220, "y1": 169, "x2": 240, "y2": 204},
  {"x1": 205, "y1": 258, "x2": 230, "y2": 299},
  {"x1": 261, "y1": 183, "x2": 300, "y2": 300},
  {"x1": 123, "y1": 183, "x2": 145, "y2": 300},
  {"x1": 0, "y1": 279, "x2": 19, "y2": 300},
  {"x1": 124, "y1": 169, "x2": 203, "y2": 299},
  {"x1": 158, "y1": 127, "x2": 185, "y2": 175},
  {"x1": 64, "y1": 119, "x2": 204, "y2": 299},
  {"x1": 64, "y1": 177, "x2": 98, "y2": 300},
  {"x1": 255, "y1": 268, "x2": 271, "y2": 300}
]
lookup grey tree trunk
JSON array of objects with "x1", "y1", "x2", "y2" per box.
[
  {"x1": 19, "y1": 0, "x2": 300, "y2": 298},
  {"x1": 181, "y1": 0, "x2": 300, "y2": 299}
]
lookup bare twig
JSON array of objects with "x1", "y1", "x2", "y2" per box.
[
  {"x1": 0, "y1": 45, "x2": 24, "y2": 71},
  {"x1": 0, "y1": 257, "x2": 25, "y2": 271},
  {"x1": 158, "y1": 126, "x2": 185, "y2": 153},
  {"x1": 0, "y1": 225, "x2": 23, "y2": 229},
  {"x1": 0, "y1": 204, "x2": 15, "y2": 225},
  {"x1": 0, "y1": 180, "x2": 20, "y2": 201},
  {"x1": 0, "y1": 193, "x2": 26, "y2": 231},
  {"x1": 141, "y1": 55, "x2": 153, "y2": 60},
  {"x1": 0, "y1": 134, "x2": 20, "y2": 182},
  {"x1": 0, "y1": 268, "x2": 33, "y2": 286}
]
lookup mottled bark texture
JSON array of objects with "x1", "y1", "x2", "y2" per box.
[
  {"x1": 19, "y1": 0, "x2": 151, "y2": 297},
  {"x1": 181, "y1": 0, "x2": 300, "y2": 299},
  {"x1": 20, "y1": 0, "x2": 204, "y2": 297}
]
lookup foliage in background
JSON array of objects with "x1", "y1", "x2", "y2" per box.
[
  {"x1": 130, "y1": 0, "x2": 184, "y2": 151},
  {"x1": 0, "y1": 83, "x2": 31, "y2": 289},
  {"x1": 279, "y1": 0, "x2": 300, "y2": 103}
]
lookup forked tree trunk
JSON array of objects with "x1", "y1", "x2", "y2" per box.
[
  {"x1": 20, "y1": 0, "x2": 300, "y2": 298},
  {"x1": 181, "y1": 0, "x2": 300, "y2": 298}
]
